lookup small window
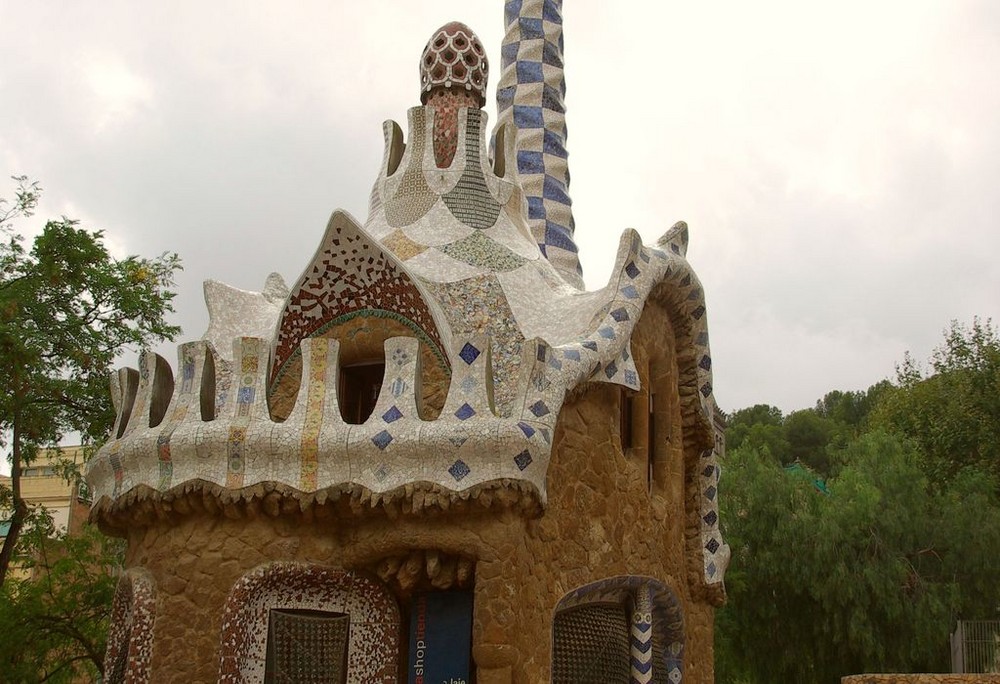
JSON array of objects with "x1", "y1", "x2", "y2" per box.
[
  {"x1": 647, "y1": 393, "x2": 657, "y2": 492},
  {"x1": 264, "y1": 609, "x2": 350, "y2": 683},
  {"x1": 340, "y1": 362, "x2": 385, "y2": 425},
  {"x1": 620, "y1": 391, "x2": 633, "y2": 451}
]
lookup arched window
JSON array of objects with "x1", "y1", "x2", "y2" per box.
[
  {"x1": 552, "y1": 576, "x2": 684, "y2": 684},
  {"x1": 339, "y1": 360, "x2": 385, "y2": 424},
  {"x1": 218, "y1": 563, "x2": 400, "y2": 683}
]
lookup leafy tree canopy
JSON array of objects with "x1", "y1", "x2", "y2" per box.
[
  {"x1": 871, "y1": 318, "x2": 1000, "y2": 490},
  {"x1": 0, "y1": 176, "x2": 181, "y2": 585}
]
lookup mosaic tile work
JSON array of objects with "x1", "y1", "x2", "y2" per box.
[
  {"x1": 441, "y1": 109, "x2": 501, "y2": 229},
  {"x1": 104, "y1": 568, "x2": 156, "y2": 684},
  {"x1": 426, "y1": 87, "x2": 482, "y2": 169},
  {"x1": 554, "y1": 576, "x2": 685, "y2": 684},
  {"x1": 419, "y1": 22, "x2": 488, "y2": 107},
  {"x1": 424, "y1": 275, "x2": 525, "y2": 416},
  {"x1": 440, "y1": 230, "x2": 526, "y2": 271},
  {"x1": 88, "y1": 333, "x2": 560, "y2": 511},
  {"x1": 202, "y1": 274, "x2": 289, "y2": 362},
  {"x1": 218, "y1": 563, "x2": 399, "y2": 683},
  {"x1": 383, "y1": 109, "x2": 438, "y2": 229},
  {"x1": 496, "y1": 0, "x2": 584, "y2": 288},
  {"x1": 269, "y1": 209, "x2": 448, "y2": 392}
]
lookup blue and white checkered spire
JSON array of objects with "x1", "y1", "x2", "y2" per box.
[{"x1": 496, "y1": 0, "x2": 584, "y2": 289}]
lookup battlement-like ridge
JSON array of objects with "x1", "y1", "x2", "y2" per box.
[{"x1": 86, "y1": 332, "x2": 569, "y2": 523}]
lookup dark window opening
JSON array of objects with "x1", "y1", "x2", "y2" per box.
[
  {"x1": 264, "y1": 609, "x2": 350, "y2": 683},
  {"x1": 340, "y1": 362, "x2": 385, "y2": 425},
  {"x1": 620, "y1": 391, "x2": 633, "y2": 451},
  {"x1": 647, "y1": 393, "x2": 657, "y2": 493}
]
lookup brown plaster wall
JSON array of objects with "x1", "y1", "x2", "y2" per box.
[
  {"x1": 843, "y1": 677, "x2": 1000, "y2": 683},
  {"x1": 121, "y1": 301, "x2": 717, "y2": 682}
]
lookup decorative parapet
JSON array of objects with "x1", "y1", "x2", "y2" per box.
[{"x1": 86, "y1": 332, "x2": 565, "y2": 525}]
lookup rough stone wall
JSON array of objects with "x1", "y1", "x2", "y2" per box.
[
  {"x1": 119, "y1": 300, "x2": 716, "y2": 682},
  {"x1": 843, "y1": 676, "x2": 1000, "y2": 683},
  {"x1": 481, "y1": 300, "x2": 715, "y2": 683}
]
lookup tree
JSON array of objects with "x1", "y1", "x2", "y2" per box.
[
  {"x1": 0, "y1": 176, "x2": 181, "y2": 585},
  {"x1": 871, "y1": 318, "x2": 1000, "y2": 490},
  {"x1": 725, "y1": 404, "x2": 791, "y2": 463},
  {"x1": 716, "y1": 431, "x2": 1000, "y2": 683},
  {"x1": 0, "y1": 514, "x2": 123, "y2": 681}
]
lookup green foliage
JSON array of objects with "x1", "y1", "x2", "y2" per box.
[
  {"x1": 717, "y1": 432, "x2": 999, "y2": 683},
  {"x1": 871, "y1": 318, "x2": 1000, "y2": 490},
  {"x1": 0, "y1": 519, "x2": 123, "y2": 682},
  {"x1": 0, "y1": 177, "x2": 181, "y2": 585},
  {"x1": 717, "y1": 319, "x2": 1000, "y2": 682}
]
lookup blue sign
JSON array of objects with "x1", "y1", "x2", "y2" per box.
[{"x1": 408, "y1": 589, "x2": 473, "y2": 684}]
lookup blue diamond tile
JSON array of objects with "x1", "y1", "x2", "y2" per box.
[
  {"x1": 582, "y1": 340, "x2": 598, "y2": 351},
  {"x1": 700, "y1": 382, "x2": 713, "y2": 398},
  {"x1": 514, "y1": 449, "x2": 533, "y2": 471},
  {"x1": 562, "y1": 349, "x2": 581, "y2": 361},
  {"x1": 382, "y1": 406, "x2": 403, "y2": 423},
  {"x1": 699, "y1": 355, "x2": 712, "y2": 371},
  {"x1": 517, "y1": 421, "x2": 536, "y2": 438},
  {"x1": 455, "y1": 403, "x2": 476, "y2": 420},
  {"x1": 703, "y1": 510, "x2": 718, "y2": 525},
  {"x1": 604, "y1": 362, "x2": 618, "y2": 379},
  {"x1": 610, "y1": 307, "x2": 629, "y2": 322},
  {"x1": 536, "y1": 345, "x2": 547, "y2": 362},
  {"x1": 706, "y1": 538, "x2": 720, "y2": 554},
  {"x1": 625, "y1": 261, "x2": 640, "y2": 278},
  {"x1": 540, "y1": 428, "x2": 551, "y2": 443},
  {"x1": 374, "y1": 464, "x2": 389, "y2": 482},
  {"x1": 529, "y1": 400, "x2": 550, "y2": 417},
  {"x1": 652, "y1": 248, "x2": 667, "y2": 260},
  {"x1": 705, "y1": 485, "x2": 717, "y2": 500},
  {"x1": 707, "y1": 562, "x2": 717, "y2": 579},
  {"x1": 460, "y1": 375, "x2": 477, "y2": 393},
  {"x1": 449, "y1": 459, "x2": 470, "y2": 481},
  {"x1": 640, "y1": 250, "x2": 651, "y2": 263},
  {"x1": 237, "y1": 386, "x2": 255, "y2": 404},
  {"x1": 598, "y1": 327, "x2": 615, "y2": 340},
  {"x1": 548, "y1": 356, "x2": 562, "y2": 370},
  {"x1": 458, "y1": 342, "x2": 481, "y2": 365},
  {"x1": 624, "y1": 369, "x2": 637, "y2": 385},
  {"x1": 623, "y1": 285, "x2": 639, "y2": 299},
  {"x1": 372, "y1": 430, "x2": 393, "y2": 450},
  {"x1": 692, "y1": 305, "x2": 706, "y2": 320},
  {"x1": 703, "y1": 465, "x2": 715, "y2": 477},
  {"x1": 448, "y1": 435, "x2": 467, "y2": 447}
]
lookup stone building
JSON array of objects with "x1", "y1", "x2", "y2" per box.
[{"x1": 85, "y1": 3, "x2": 729, "y2": 682}]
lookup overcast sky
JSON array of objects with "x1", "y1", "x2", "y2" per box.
[{"x1": 2, "y1": 0, "x2": 998, "y2": 416}]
